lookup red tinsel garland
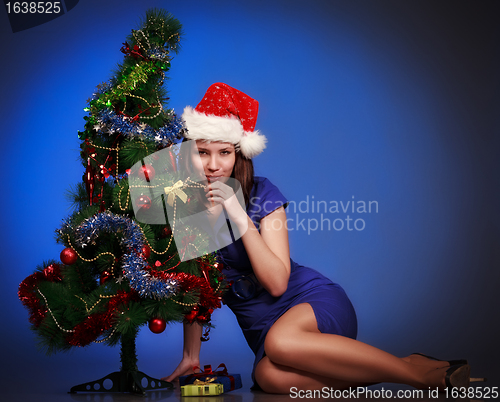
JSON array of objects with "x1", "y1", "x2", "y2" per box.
[
  {"x1": 19, "y1": 257, "x2": 224, "y2": 346},
  {"x1": 18, "y1": 263, "x2": 62, "y2": 327},
  {"x1": 18, "y1": 263, "x2": 140, "y2": 346},
  {"x1": 66, "y1": 290, "x2": 138, "y2": 347}
]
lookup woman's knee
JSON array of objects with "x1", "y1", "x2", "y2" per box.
[
  {"x1": 255, "y1": 357, "x2": 290, "y2": 394},
  {"x1": 264, "y1": 324, "x2": 295, "y2": 365},
  {"x1": 264, "y1": 303, "x2": 319, "y2": 365}
]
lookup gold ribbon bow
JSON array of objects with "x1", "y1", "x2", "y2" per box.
[
  {"x1": 193, "y1": 377, "x2": 216, "y2": 385},
  {"x1": 164, "y1": 180, "x2": 188, "y2": 206}
]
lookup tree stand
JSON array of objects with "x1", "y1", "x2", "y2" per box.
[{"x1": 69, "y1": 330, "x2": 172, "y2": 395}]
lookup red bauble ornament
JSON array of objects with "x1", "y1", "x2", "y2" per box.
[
  {"x1": 60, "y1": 247, "x2": 78, "y2": 265},
  {"x1": 149, "y1": 318, "x2": 166, "y2": 334},
  {"x1": 141, "y1": 244, "x2": 151, "y2": 259},
  {"x1": 100, "y1": 271, "x2": 112, "y2": 285},
  {"x1": 138, "y1": 164, "x2": 155, "y2": 181},
  {"x1": 161, "y1": 226, "x2": 172, "y2": 238},
  {"x1": 135, "y1": 194, "x2": 151, "y2": 210}
]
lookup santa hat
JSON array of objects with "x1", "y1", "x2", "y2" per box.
[{"x1": 182, "y1": 83, "x2": 267, "y2": 158}]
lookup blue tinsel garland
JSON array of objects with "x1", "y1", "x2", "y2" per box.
[
  {"x1": 89, "y1": 80, "x2": 184, "y2": 146},
  {"x1": 70, "y1": 211, "x2": 179, "y2": 299},
  {"x1": 95, "y1": 108, "x2": 183, "y2": 146}
]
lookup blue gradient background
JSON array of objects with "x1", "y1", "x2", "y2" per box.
[{"x1": 1, "y1": 0, "x2": 498, "y2": 397}]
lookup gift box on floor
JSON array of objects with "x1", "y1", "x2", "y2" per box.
[
  {"x1": 179, "y1": 364, "x2": 242, "y2": 393},
  {"x1": 181, "y1": 382, "x2": 224, "y2": 396}
]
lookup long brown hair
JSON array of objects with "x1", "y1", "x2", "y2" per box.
[{"x1": 232, "y1": 150, "x2": 254, "y2": 207}]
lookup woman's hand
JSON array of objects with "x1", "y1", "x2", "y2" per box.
[{"x1": 205, "y1": 180, "x2": 247, "y2": 229}]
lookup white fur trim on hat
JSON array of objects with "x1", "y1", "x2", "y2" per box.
[
  {"x1": 181, "y1": 106, "x2": 266, "y2": 158},
  {"x1": 182, "y1": 106, "x2": 242, "y2": 144}
]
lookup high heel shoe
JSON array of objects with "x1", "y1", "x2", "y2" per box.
[
  {"x1": 446, "y1": 364, "x2": 471, "y2": 388},
  {"x1": 411, "y1": 352, "x2": 468, "y2": 366},
  {"x1": 445, "y1": 364, "x2": 487, "y2": 388}
]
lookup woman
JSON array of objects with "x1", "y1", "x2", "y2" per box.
[{"x1": 164, "y1": 83, "x2": 474, "y2": 393}]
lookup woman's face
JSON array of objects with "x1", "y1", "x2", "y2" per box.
[{"x1": 192, "y1": 140, "x2": 236, "y2": 183}]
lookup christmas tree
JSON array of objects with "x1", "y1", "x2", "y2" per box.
[{"x1": 18, "y1": 9, "x2": 225, "y2": 394}]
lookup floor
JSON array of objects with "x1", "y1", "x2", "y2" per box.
[
  {"x1": 4, "y1": 347, "x2": 495, "y2": 402},
  {"x1": 4, "y1": 379, "x2": 485, "y2": 402}
]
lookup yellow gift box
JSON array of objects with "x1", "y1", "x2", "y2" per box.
[{"x1": 181, "y1": 382, "x2": 224, "y2": 396}]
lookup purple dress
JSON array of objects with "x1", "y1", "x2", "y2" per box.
[{"x1": 216, "y1": 177, "x2": 357, "y2": 384}]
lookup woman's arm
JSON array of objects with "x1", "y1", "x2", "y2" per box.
[
  {"x1": 238, "y1": 207, "x2": 291, "y2": 297},
  {"x1": 206, "y1": 181, "x2": 291, "y2": 297},
  {"x1": 162, "y1": 321, "x2": 202, "y2": 382}
]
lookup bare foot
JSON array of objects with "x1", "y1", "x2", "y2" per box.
[{"x1": 162, "y1": 359, "x2": 199, "y2": 383}]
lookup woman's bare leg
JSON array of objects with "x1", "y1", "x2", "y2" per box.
[
  {"x1": 254, "y1": 353, "x2": 447, "y2": 394},
  {"x1": 255, "y1": 303, "x2": 449, "y2": 393},
  {"x1": 255, "y1": 356, "x2": 373, "y2": 393}
]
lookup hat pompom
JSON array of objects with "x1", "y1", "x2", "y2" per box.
[{"x1": 239, "y1": 130, "x2": 267, "y2": 158}]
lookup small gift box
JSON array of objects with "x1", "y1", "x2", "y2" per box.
[
  {"x1": 179, "y1": 364, "x2": 242, "y2": 393},
  {"x1": 181, "y1": 382, "x2": 224, "y2": 396}
]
